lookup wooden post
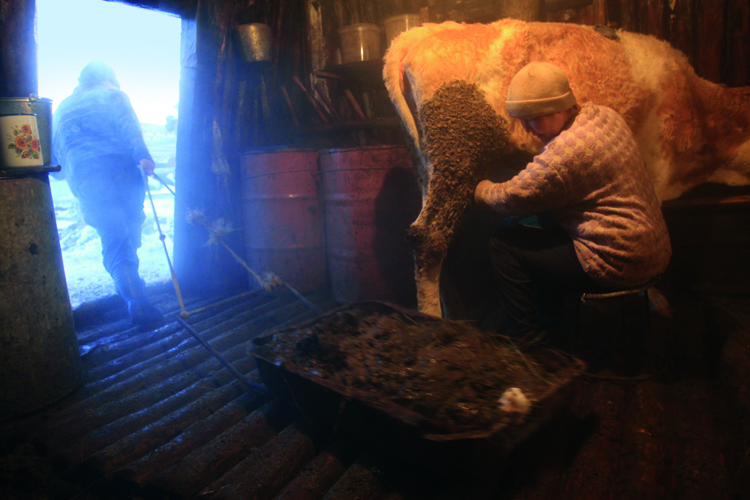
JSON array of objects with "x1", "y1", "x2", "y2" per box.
[
  {"x1": 593, "y1": 0, "x2": 607, "y2": 25},
  {"x1": 639, "y1": 0, "x2": 665, "y2": 39},
  {"x1": 724, "y1": 0, "x2": 750, "y2": 86},
  {"x1": 96, "y1": 0, "x2": 190, "y2": 17},
  {"x1": 604, "y1": 0, "x2": 621, "y2": 28},
  {"x1": 497, "y1": 0, "x2": 542, "y2": 21},
  {"x1": 173, "y1": 2, "x2": 249, "y2": 296},
  {"x1": 0, "y1": 0, "x2": 37, "y2": 97},
  {"x1": 619, "y1": 0, "x2": 637, "y2": 31},
  {"x1": 695, "y1": 0, "x2": 724, "y2": 82},
  {"x1": 669, "y1": 0, "x2": 694, "y2": 65},
  {"x1": 579, "y1": 4, "x2": 595, "y2": 25},
  {"x1": 331, "y1": 0, "x2": 346, "y2": 28}
]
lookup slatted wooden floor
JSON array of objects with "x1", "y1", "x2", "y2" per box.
[{"x1": 1, "y1": 284, "x2": 748, "y2": 500}]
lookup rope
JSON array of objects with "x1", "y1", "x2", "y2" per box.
[{"x1": 149, "y1": 172, "x2": 322, "y2": 315}]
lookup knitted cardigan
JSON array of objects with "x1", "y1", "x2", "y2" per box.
[{"x1": 476, "y1": 102, "x2": 671, "y2": 288}]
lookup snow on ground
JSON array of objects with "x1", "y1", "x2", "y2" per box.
[{"x1": 51, "y1": 127, "x2": 177, "y2": 309}]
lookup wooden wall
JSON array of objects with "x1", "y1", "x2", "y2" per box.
[
  {"x1": 544, "y1": 0, "x2": 750, "y2": 86},
  {"x1": 7, "y1": 0, "x2": 742, "y2": 295},
  {"x1": 163, "y1": 0, "x2": 748, "y2": 294}
]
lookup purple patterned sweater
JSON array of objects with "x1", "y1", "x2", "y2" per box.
[{"x1": 476, "y1": 102, "x2": 671, "y2": 288}]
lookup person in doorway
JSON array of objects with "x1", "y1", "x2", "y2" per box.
[
  {"x1": 53, "y1": 60, "x2": 163, "y2": 327},
  {"x1": 474, "y1": 62, "x2": 671, "y2": 345}
]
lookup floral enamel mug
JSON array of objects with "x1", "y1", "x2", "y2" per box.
[{"x1": 1, "y1": 113, "x2": 44, "y2": 167}]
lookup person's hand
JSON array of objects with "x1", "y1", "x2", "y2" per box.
[
  {"x1": 139, "y1": 158, "x2": 156, "y2": 176},
  {"x1": 474, "y1": 179, "x2": 495, "y2": 208}
]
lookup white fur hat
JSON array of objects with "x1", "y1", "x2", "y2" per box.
[{"x1": 506, "y1": 62, "x2": 577, "y2": 119}]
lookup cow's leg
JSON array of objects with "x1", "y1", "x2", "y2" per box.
[
  {"x1": 409, "y1": 162, "x2": 474, "y2": 317},
  {"x1": 410, "y1": 80, "x2": 510, "y2": 317}
]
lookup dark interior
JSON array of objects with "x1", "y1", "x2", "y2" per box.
[{"x1": 1, "y1": 1, "x2": 750, "y2": 499}]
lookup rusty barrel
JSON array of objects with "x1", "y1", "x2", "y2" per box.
[
  {"x1": 320, "y1": 145, "x2": 421, "y2": 307},
  {"x1": 240, "y1": 148, "x2": 327, "y2": 293},
  {"x1": 0, "y1": 168, "x2": 81, "y2": 420}
]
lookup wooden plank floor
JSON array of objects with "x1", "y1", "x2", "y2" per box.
[{"x1": 1, "y1": 284, "x2": 748, "y2": 500}]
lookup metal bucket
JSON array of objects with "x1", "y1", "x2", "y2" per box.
[
  {"x1": 0, "y1": 96, "x2": 53, "y2": 166},
  {"x1": 320, "y1": 145, "x2": 421, "y2": 307},
  {"x1": 240, "y1": 148, "x2": 328, "y2": 293},
  {"x1": 237, "y1": 23, "x2": 273, "y2": 63},
  {"x1": 0, "y1": 170, "x2": 81, "y2": 421}
]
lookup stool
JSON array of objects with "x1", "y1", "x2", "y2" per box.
[{"x1": 573, "y1": 278, "x2": 662, "y2": 379}]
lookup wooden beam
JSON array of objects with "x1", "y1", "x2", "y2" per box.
[
  {"x1": 669, "y1": 0, "x2": 694, "y2": 64},
  {"x1": 498, "y1": 0, "x2": 542, "y2": 21},
  {"x1": 543, "y1": 0, "x2": 592, "y2": 13},
  {"x1": 618, "y1": 0, "x2": 637, "y2": 32},
  {"x1": 592, "y1": 0, "x2": 607, "y2": 25},
  {"x1": 695, "y1": 0, "x2": 724, "y2": 82},
  {"x1": 0, "y1": 0, "x2": 37, "y2": 97},
  {"x1": 724, "y1": 0, "x2": 750, "y2": 86},
  {"x1": 639, "y1": 0, "x2": 665, "y2": 39},
  {"x1": 102, "y1": 0, "x2": 194, "y2": 18},
  {"x1": 172, "y1": 2, "x2": 249, "y2": 296}
]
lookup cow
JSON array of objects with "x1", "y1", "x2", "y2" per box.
[{"x1": 383, "y1": 19, "x2": 750, "y2": 318}]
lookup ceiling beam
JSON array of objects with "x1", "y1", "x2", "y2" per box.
[{"x1": 102, "y1": 0, "x2": 196, "y2": 18}]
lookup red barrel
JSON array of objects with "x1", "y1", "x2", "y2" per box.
[
  {"x1": 241, "y1": 149, "x2": 327, "y2": 293},
  {"x1": 320, "y1": 145, "x2": 421, "y2": 307}
]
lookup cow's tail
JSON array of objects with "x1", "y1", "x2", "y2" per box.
[{"x1": 383, "y1": 35, "x2": 421, "y2": 147}]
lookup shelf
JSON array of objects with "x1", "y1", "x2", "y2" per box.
[{"x1": 0, "y1": 164, "x2": 61, "y2": 179}]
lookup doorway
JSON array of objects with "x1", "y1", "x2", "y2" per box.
[{"x1": 37, "y1": 0, "x2": 181, "y2": 308}]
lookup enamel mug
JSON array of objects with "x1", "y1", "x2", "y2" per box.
[{"x1": 1, "y1": 113, "x2": 44, "y2": 168}]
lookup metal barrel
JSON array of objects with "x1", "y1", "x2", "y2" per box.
[
  {"x1": 0, "y1": 96, "x2": 53, "y2": 166},
  {"x1": 320, "y1": 145, "x2": 421, "y2": 308},
  {"x1": 240, "y1": 148, "x2": 328, "y2": 293},
  {"x1": 0, "y1": 169, "x2": 81, "y2": 420}
]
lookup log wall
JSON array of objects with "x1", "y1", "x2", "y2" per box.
[
  {"x1": 545, "y1": 0, "x2": 750, "y2": 86},
  {"x1": 15, "y1": 0, "x2": 744, "y2": 294}
]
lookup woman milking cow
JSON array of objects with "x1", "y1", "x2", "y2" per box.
[{"x1": 474, "y1": 62, "x2": 671, "y2": 345}]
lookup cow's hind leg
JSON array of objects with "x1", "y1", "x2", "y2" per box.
[{"x1": 410, "y1": 80, "x2": 510, "y2": 317}]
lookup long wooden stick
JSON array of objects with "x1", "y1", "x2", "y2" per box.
[
  {"x1": 315, "y1": 70, "x2": 343, "y2": 80},
  {"x1": 280, "y1": 85, "x2": 300, "y2": 127},
  {"x1": 293, "y1": 76, "x2": 330, "y2": 123},
  {"x1": 344, "y1": 89, "x2": 367, "y2": 120},
  {"x1": 314, "y1": 82, "x2": 341, "y2": 121}
]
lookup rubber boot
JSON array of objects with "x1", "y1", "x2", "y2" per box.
[{"x1": 113, "y1": 265, "x2": 164, "y2": 327}]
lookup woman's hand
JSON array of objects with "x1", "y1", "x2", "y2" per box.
[
  {"x1": 139, "y1": 158, "x2": 156, "y2": 176},
  {"x1": 474, "y1": 179, "x2": 495, "y2": 209}
]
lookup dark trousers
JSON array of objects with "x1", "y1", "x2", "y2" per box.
[
  {"x1": 68, "y1": 155, "x2": 146, "y2": 277},
  {"x1": 489, "y1": 225, "x2": 611, "y2": 337}
]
